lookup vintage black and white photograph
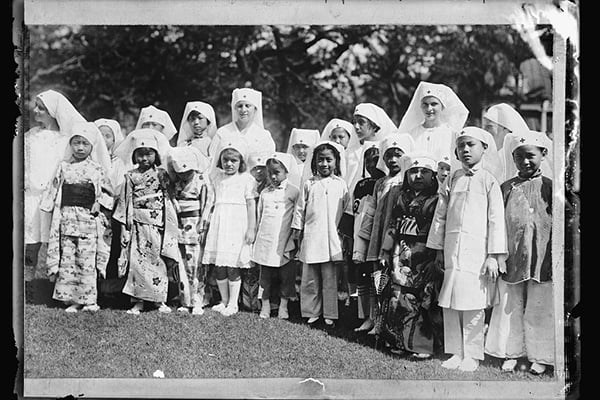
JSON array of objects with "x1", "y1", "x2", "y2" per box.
[{"x1": 13, "y1": 0, "x2": 580, "y2": 398}]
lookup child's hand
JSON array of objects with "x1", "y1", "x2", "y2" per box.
[
  {"x1": 434, "y1": 250, "x2": 444, "y2": 272},
  {"x1": 483, "y1": 255, "x2": 499, "y2": 281},
  {"x1": 244, "y1": 229, "x2": 256, "y2": 244},
  {"x1": 292, "y1": 228, "x2": 302, "y2": 242},
  {"x1": 121, "y1": 229, "x2": 130, "y2": 247}
]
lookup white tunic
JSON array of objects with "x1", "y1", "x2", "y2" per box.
[
  {"x1": 426, "y1": 163, "x2": 507, "y2": 310},
  {"x1": 409, "y1": 123, "x2": 454, "y2": 164},
  {"x1": 252, "y1": 180, "x2": 300, "y2": 267},
  {"x1": 209, "y1": 122, "x2": 276, "y2": 159},
  {"x1": 292, "y1": 175, "x2": 349, "y2": 264},
  {"x1": 24, "y1": 126, "x2": 69, "y2": 243}
]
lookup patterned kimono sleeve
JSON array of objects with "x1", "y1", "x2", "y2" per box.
[
  {"x1": 200, "y1": 173, "x2": 215, "y2": 230},
  {"x1": 291, "y1": 180, "x2": 309, "y2": 230},
  {"x1": 426, "y1": 173, "x2": 450, "y2": 250},
  {"x1": 97, "y1": 167, "x2": 114, "y2": 211},
  {"x1": 112, "y1": 172, "x2": 130, "y2": 228},
  {"x1": 39, "y1": 162, "x2": 64, "y2": 213},
  {"x1": 198, "y1": 173, "x2": 209, "y2": 230},
  {"x1": 486, "y1": 177, "x2": 507, "y2": 255}
]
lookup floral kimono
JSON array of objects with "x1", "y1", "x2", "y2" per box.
[
  {"x1": 113, "y1": 166, "x2": 181, "y2": 303},
  {"x1": 40, "y1": 158, "x2": 113, "y2": 305}
]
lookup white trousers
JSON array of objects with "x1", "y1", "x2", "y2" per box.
[
  {"x1": 443, "y1": 308, "x2": 485, "y2": 360},
  {"x1": 485, "y1": 279, "x2": 555, "y2": 365}
]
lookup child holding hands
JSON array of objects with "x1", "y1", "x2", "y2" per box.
[
  {"x1": 292, "y1": 141, "x2": 349, "y2": 327},
  {"x1": 426, "y1": 127, "x2": 507, "y2": 372}
]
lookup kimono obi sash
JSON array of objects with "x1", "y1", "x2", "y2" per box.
[
  {"x1": 132, "y1": 192, "x2": 164, "y2": 227},
  {"x1": 61, "y1": 182, "x2": 95, "y2": 209},
  {"x1": 177, "y1": 199, "x2": 200, "y2": 218}
]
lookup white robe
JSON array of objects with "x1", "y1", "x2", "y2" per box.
[
  {"x1": 426, "y1": 163, "x2": 507, "y2": 310},
  {"x1": 409, "y1": 123, "x2": 454, "y2": 164},
  {"x1": 209, "y1": 122, "x2": 276, "y2": 161}
]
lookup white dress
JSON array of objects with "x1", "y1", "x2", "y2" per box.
[
  {"x1": 209, "y1": 122, "x2": 276, "y2": 159},
  {"x1": 24, "y1": 126, "x2": 69, "y2": 244},
  {"x1": 409, "y1": 123, "x2": 454, "y2": 164},
  {"x1": 202, "y1": 170, "x2": 257, "y2": 268}
]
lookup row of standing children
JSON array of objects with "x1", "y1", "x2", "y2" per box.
[{"x1": 27, "y1": 83, "x2": 555, "y2": 375}]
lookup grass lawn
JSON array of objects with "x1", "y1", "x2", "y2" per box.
[{"x1": 23, "y1": 293, "x2": 555, "y2": 381}]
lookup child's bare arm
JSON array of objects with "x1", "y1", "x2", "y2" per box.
[{"x1": 245, "y1": 198, "x2": 257, "y2": 244}]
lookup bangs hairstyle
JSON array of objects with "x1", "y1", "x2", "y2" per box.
[
  {"x1": 132, "y1": 147, "x2": 161, "y2": 166},
  {"x1": 310, "y1": 142, "x2": 342, "y2": 177},
  {"x1": 401, "y1": 166, "x2": 439, "y2": 195},
  {"x1": 216, "y1": 148, "x2": 247, "y2": 173},
  {"x1": 266, "y1": 158, "x2": 288, "y2": 173}
]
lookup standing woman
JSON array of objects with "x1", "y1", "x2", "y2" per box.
[
  {"x1": 176, "y1": 101, "x2": 217, "y2": 159},
  {"x1": 208, "y1": 88, "x2": 276, "y2": 162},
  {"x1": 398, "y1": 81, "x2": 469, "y2": 164},
  {"x1": 24, "y1": 89, "x2": 86, "y2": 284}
]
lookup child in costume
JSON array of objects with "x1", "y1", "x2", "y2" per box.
[
  {"x1": 175, "y1": 101, "x2": 217, "y2": 158},
  {"x1": 426, "y1": 127, "x2": 506, "y2": 372},
  {"x1": 485, "y1": 130, "x2": 554, "y2": 375},
  {"x1": 135, "y1": 105, "x2": 178, "y2": 146},
  {"x1": 286, "y1": 128, "x2": 320, "y2": 187}
]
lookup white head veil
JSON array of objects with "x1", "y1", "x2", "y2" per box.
[
  {"x1": 176, "y1": 101, "x2": 218, "y2": 146},
  {"x1": 231, "y1": 88, "x2": 264, "y2": 129},
  {"x1": 451, "y1": 127, "x2": 504, "y2": 183},
  {"x1": 63, "y1": 121, "x2": 112, "y2": 174},
  {"x1": 321, "y1": 118, "x2": 356, "y2": 149},
  {"x1": 167, "y1": 145, "x2": 211, "y2": 177},
  {"x1": 266, "y1": 152, "x2": 302, "y2": 188},
  {"x1": 375, "y1": 133, "x2": 416, "y2": 174},
  {"x1": 286, "y1": 128, "x2": 320, "y2": 162},
  {"x1": 135, "y1": 105, "x2": 178, "y2": 140},
  {"x1": 113, "y1": 128, "x2": 173, "y2": 171},
  {"x1": 397, "y1": 81, "x2": 469, "y2": 134},
  {"x1": 502, "y1": 129, "x2": 554, "y2": 180},
  {"x1": 94, "y1": 118, "x2": 124, "y2": 151},
  {"x1": 36, "y1": 89, "x2": 87, "y2": 136},
  {"x1": 353, "y1": 103, "x2": 398, "y2": 142},
  {"x1": 483, "y1": 103, "x2": 531, "y2": 135},
  {"x1": 300, "y1": 140, "x2": 348, "y2": 184}
]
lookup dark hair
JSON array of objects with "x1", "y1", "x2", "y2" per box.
[
  {"x1": 361, "y1": 146, "x2": 380, "y2": 177},
  {"x1": 310, "y1": 143, "x2": 342, "y2": 177},
  {"x1": 266, "y1": 158, "x2": 288, "y2": 173},
  {"x1": 132, "y1": 147, "x2": 161, "y2": 166},
  {"x1": 216, "y1": 148, "x2": 247, "y2": 173},
  {"x1": 352, "y1": 115, "x2": 380, "y2": 132},
  {"x1": 401, "y1": 167, "x2": 439, "y2": 195}
]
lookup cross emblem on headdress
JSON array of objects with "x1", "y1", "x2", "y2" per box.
[
  {"x1": 182, "y1": 163, "x2": 187, "y2": 168},
  {"x1": 519, "y1": 138, "x2": 526, "y2": 143},
  {"x1": 299, "y1": 139, "x2": 304, "y2": 143},
  {"x1": 426, "y1": 90, "x2": 431, "y2": 94},
  {"x1": 413, "y1": 160, "x2": 419, "y2": 165},
  {"x1": 443, "y1": 156, "x2": 449, "y2": 161},
  {"x1": 149, "y1": 114, "x2": 153, "y2": 118},
  {"x1": 243, "y1": 95, "x2": 247, "y2": 98},
  {"x1": 392, "y1": 141, "x2": 397, "y2": 146}
]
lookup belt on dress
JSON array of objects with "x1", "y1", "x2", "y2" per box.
[{"x1": 61, "y1": 183, "x2": 95, "y2": 209}]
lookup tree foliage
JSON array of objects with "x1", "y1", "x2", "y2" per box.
[{"x1": 25, "y1": 24, "x2": 539, "y2": 149}]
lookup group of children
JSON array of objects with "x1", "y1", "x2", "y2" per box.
[{"x1": 24, "y1": 82, "x2": 555, "y2": 375}]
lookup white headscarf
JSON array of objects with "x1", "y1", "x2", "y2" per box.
[
  {"x1": 231, "y1": 88, "x2": 264, "y2": 129},
  {"x1": 401, "y1": 151, "x2": 438, "y2": 173},
  {"x1": 398, "y1": 81, "x2": 469, "y2": 134},
  {"x1": 36, "y1": 89, "x2": 87, "y2": 136},
  {"x1": 266, "y1": 151, "x2": 302, "y2": 188},
  {"x1": 321, "y1": 118, "x2": 356, "y2": 149},
  {"x1": 176, "y1": 101, "x2": 218, "y2": 145},
  {"x1": 94, "y1": 118, "x2": 124, "y2": 151},
  {"x1": 502, "y1": 129, "x2": 554, "y2": 180},
  {"x1": 300, "y1": 140, "x2": 347, "y2": 184},
  {"x1": 375, "y1": 133, "x2": 416, "y2": 174},
  {"x1": 63, "y1": 121, "x2": 112, "y2": 174},
  {"x1": 113, "y1": 128, "x2": 173, "y2": 171},
  {"x1": 483, "y1": 103, "x2": 530, "y2": 135},
  {"x1": 286, "y1": 128, "x2": 320, "y2": 162},
  {"x1": 452, "y1": 127, "x2": 504, "y2": 183},
  {"x1": 353, "y1": 103, "x2": 398, "y2": 141},
  {"x1": 167, "y1": 146, "x2": 211, "y2": 175},
  {"x1": 135, "y1": 105, "x2": 178, "y2": 140},
  {"x1": 214, "y1": 134, "x2": 250, "y2": 167}
]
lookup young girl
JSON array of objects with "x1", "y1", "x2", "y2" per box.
[
  {"x1": 348, "y1": 143, "x2": 385, "y2": 331},
  {"x1": 322, "y1": 118, "x2": 355, "y2": 150},
  {"x1": 286, "y1": 128, "x2": 320, "y2": 187},
  {"x1": 292, "y1": 141, "x2": 349, "y2": 327},
  {"x1": 379, "y1": 152, "x2": 443, "y2": 359},
  {"x1": 360, "y1": 133, "x2": 414, "y2": 334},
  {"x1": 94, "y1": 119, "x2": 127, "y2": 193},
  {"x1": 398, "y1": 81, "x2": 469, "y2": 164},
  {"x1": 176, "y1": 101, "x2": 217, "y2": 158},
  {"x1": 202, "y1": 136, "x2": 257, "y2": 316},
  {"x1": 167, "y1": 146, "x2": 211, "y2": 315},
  {"x1": 485, "y1": 130, "x2": 554, "y2": 375},
  {"x1": 436, "y1": 154, "x2": 452, "y2": 186},
  {"x1": 113, "y1": 128, "x2": 180, "y2": 315},
  {"x1": 253, "y1": 152, "x2": 301, "y2": 319},
  {"x1": 426, "y1": 127, "x2": 506, "y2": 372},
  {"x1": 135, "y1": 105, "x2": 178, "y2": 146},
  {"x1": 39, "y1": 121, "x2": 113, "y2": 312}
]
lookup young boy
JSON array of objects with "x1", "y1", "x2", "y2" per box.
[{"x1": 426, "y1": 127, "x2": 507, "y2": 372}]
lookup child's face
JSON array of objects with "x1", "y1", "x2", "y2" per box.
[
  {"x1": 176, "y1": 170, "x2": 195, "y2": 181},
  {"x1": 220, "y1": 149, "x2": 242, "y2": 175},
  {"x1": 70, "y1": 135, "x2": 93, "y2": 160},
  {"x1": 134, "y1": 147, "x2": 157, "y2": 170},
  {"x1": 316, "y1": 148, "x2": 336, "y2": 177},
  {"x1": 420, "y1": 96, "x2": 443, "y2": 123},
  {"x1": 267, "y1": 161, "x2": 288, "y2": 187},
  {"x1": 33, "y1": 98, "x2": 53, "y2": 125},
  {"x1": 483, "y1": 117, "x2": 509, "y2": 150},
  {"x1": 456, "y1": 136, "x2": 486, "y2": 167},
  {"x1": 436, "y1": 162, "x2": 451, "y2": 183},
  {"x1": 364, "y1": 148, "x2": 380, "y2": 177},
  {"x1": 292, "y1": 143, "x2": 309, "y2": 162},
  {"x1": 141, "y1": 121, "x2": 165, "y2": 132},
  {"x1": 98, "y1": 125, "x2": 115, "y2": 151},
  {"x1": 187, "y1": 111, "x2": 209, "y2": 137},
  {"x1": 329, "y1": 127, "x2": 350, "y2": 149},
  {"x1": 383, "y1": 147, "x2": 404, "y2": 176},
  {"x1": 250, "y1": 165, "x2": 267, "y2": 182},
  {"x1": 352, "y1": 115, "x2": 377, "y2": 141},
  {"x1": 512, "y1": 145, "x2": 546, "y2": 179},
  {"x1": 407, "y1": 167, "x2": 435, "y2": 191},
  {"x1": 234, "y1": 101, "x2": 256, "y2": 125}
]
